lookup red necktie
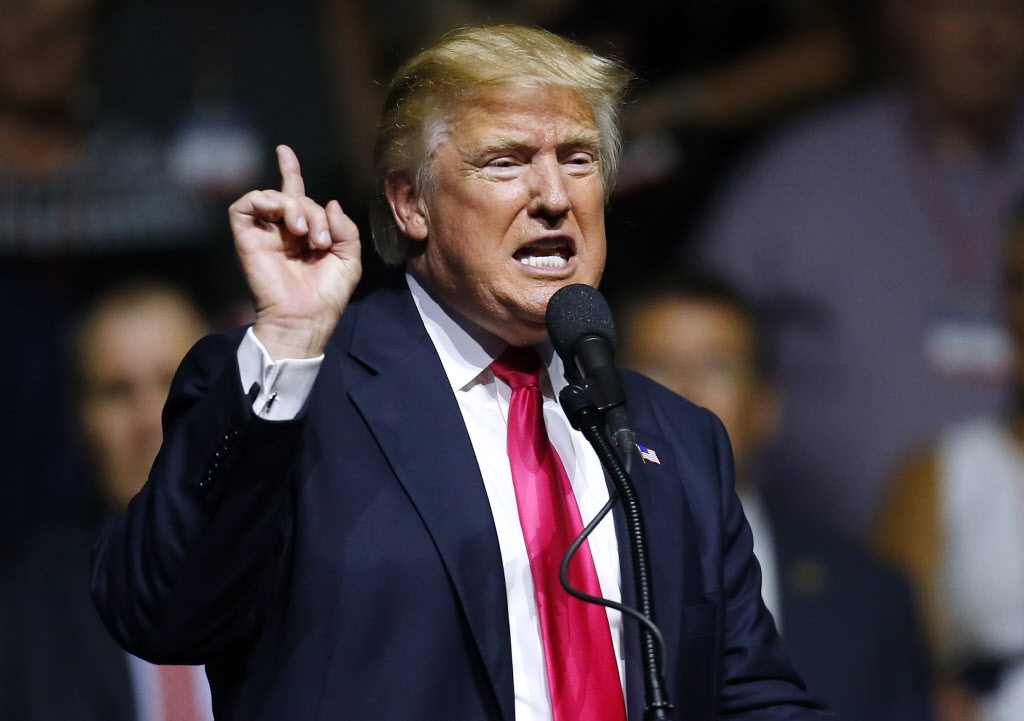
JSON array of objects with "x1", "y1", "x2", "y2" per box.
[
  {"x1": 490, "y1": 347, "x2": 626, "y2": 721},
  {"x1": 156, "y1": 664, "x2": 205, "y2": 721}
]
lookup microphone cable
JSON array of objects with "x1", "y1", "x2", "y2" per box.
[{"x1": 558, "y1": 489, "x2": 667, "y2": 665}]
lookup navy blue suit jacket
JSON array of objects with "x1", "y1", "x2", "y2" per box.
[{"x1": 91, "y1": 279, "x2": 831, "y2": 720}]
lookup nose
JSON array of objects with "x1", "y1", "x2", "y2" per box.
[{"x1": 527, "y1": 155, "x2": 571, "y2": 225}]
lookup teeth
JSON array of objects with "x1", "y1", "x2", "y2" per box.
[{"x1": 518, "y1": 255, "x2": 568, "y2": 268}]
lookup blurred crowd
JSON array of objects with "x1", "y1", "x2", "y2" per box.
[{"x1": 3, "y1": 0, "x2": 1024, "y2": 720}]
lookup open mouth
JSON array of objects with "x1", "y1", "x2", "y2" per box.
[{"x1": 513, "y1": 239, "x2": 574, "y2": 269}]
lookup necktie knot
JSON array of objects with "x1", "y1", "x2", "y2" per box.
[{"x1": 490, "y1": 346, "x2": 544, "y2": 389}]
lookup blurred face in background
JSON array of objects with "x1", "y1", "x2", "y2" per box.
[
  {"x1": 0, "y1": 0, "x2": 97, "y2": 111},
  {"x1": 621, "y1": 296, "x2": 779, "y2": 482},
  {"x1": 77, "y1": 288, "x2": 205, "y2": 511},
  {"x1": 891, "y1": 0, "x2": 1024, "y2": 118}
]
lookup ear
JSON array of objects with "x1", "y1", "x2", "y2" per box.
[{"x1": 385, "y1": 171, "x2": 429, "y2": 241}]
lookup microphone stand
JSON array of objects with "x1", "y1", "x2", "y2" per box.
[{"x1": 559, "y1": 384, "x2": 673, "y2": 721}]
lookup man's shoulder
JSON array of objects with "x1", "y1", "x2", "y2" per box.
[{"x1": 621, "y1": 368, "x2": 715, "y2": 427}]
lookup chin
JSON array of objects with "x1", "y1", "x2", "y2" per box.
[{"x1": 495, "y1": 306, "x2": 550, "y2": 347}]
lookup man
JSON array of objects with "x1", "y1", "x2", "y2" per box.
[
  {"x1": 694, "y1": 0, "x2": 1024, "y2": 536},
  {"x1": 91, "y1": 26, "x2": 831, "y2": 720},
  {"x1": 1, "y1": 281, "x2": 213, "y2": 721},
  {"x1": 619, "y1": 275, "x2": 935, "y2": 721}
]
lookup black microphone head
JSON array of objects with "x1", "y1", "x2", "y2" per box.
[{"x1": 545, "y1": 284, "x2": 617, "y2": 364}]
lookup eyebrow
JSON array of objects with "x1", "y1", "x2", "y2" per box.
[
  {"x1": 561, "y1": 129, "x2": 602, "y2": 152},
  {"x1": 472, "y1": 129, "x2": 602, "y2": 158}
]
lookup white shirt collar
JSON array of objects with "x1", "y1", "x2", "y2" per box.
[{"x1": 405, "y1": 271, "x2": 568, "y2": 395}]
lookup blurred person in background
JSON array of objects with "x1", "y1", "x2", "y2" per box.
[
  {"x1": 0, "y1": 0, "x2": 217, "y2": 254},
  {"x1": 0, "y1": 0, "x2": 254, "y2": 553},
  {"x1": 877, "y1": 201, "x2": 1024, "y2": 721},
  {"x1": 601, "y1": 0, "x2": 876, "y2": 300},
  {"x1": 619, "y1": 274, "x2": 935, "y2": 721},
  {"x1": 0, "y1": 280, "x2": 214, "y2": 721},
  {"x1": 693, "y1": 0, "x2": 1024, "y2": 537}
]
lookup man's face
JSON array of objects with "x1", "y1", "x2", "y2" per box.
[
  {"x1": 621, "y1": 297, "x2": 778, "y2": 480},
  {"x1": 401, "y1": 86, "x2": 607, "y2": 346},
  {"x1": 78, "y1": 293, "x2": 204, "y2": 511},
  {"x1": 896, "y1": 0, "x2": 1024, "y2": 116}
]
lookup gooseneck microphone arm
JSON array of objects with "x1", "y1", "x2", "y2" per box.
[{"x1": 558, "y1": 384, "x2": 673, "y2": 721}]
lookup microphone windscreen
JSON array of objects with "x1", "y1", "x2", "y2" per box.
[{"x1": 545, "y1": 284, "x2": 617, "y2": 364}]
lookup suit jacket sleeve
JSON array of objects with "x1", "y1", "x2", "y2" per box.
[
  {"x1": 90, "y1": 329, "x2": 304, "y2": 664},
  {"x1": 706, "y1": 412, "x2": 832, "y2": 719}
]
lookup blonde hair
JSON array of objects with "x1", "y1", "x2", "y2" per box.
[{"x1": 370, "y1": 25, "x2": 631, "y2": 265}]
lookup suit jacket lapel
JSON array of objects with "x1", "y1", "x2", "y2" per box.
[
  {"x1": 345, "y1": 284, "x2": 514, "y2": 721},
  {"x1": 617, "y1": 423, "x2": 702, "y2": 719}
]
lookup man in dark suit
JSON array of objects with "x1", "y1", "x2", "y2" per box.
[
  {"x1": 619, "y1": 274, "x2": 935, "y2": 721},
  {"x1": 91, "y1": 26, "x2": 832, "y2": 721}
]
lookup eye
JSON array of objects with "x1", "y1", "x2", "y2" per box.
[
  {"x1": 482, "y1": 156, "x2": 524, "y2": 179},
  {"x1": 563, "y1": 151, "x2": 596, "y2": 175}
]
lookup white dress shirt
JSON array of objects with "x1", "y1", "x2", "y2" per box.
[{"x1": 236, "y1": 273, "x2": 624, "y2": 720}]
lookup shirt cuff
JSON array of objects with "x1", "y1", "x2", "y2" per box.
[{"x1": 237, "y1": 327, "x2": 323, "y2": 420}]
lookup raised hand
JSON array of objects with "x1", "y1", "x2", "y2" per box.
[{"x1": 229, "y1": 145, "x2": 362, "y2": 359}]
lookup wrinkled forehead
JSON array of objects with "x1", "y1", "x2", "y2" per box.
[{"x1": 425, "y1": 85, "x2": 601, "y2": 161}]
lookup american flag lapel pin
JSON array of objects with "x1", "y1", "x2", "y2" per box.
[{"x1": 636, "y1": 443, "x2": 661, "y2": 465}]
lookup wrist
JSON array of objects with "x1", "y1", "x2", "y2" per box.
[{"x1": 253, "y1": 316, "x2": 335, "y2": 360}]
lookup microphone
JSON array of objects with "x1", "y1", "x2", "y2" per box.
[
  {"x1": 546, "y1": 284, "x2": 637, "y2": 468},
  {"x1": 548, "y1": 284, "x2": 674, "y2": 719}
]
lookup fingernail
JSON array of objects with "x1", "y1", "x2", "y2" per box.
[
  {"x1": 297, "y1": 217, "x2": 308, "y2": 233},
  {"x1": 319, "y1": 230, "x2": 331, "y2": 246}
]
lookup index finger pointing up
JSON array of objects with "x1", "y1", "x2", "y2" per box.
[{"x1": 277, "y1": 144, "x2": 306, "y2": 198}]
